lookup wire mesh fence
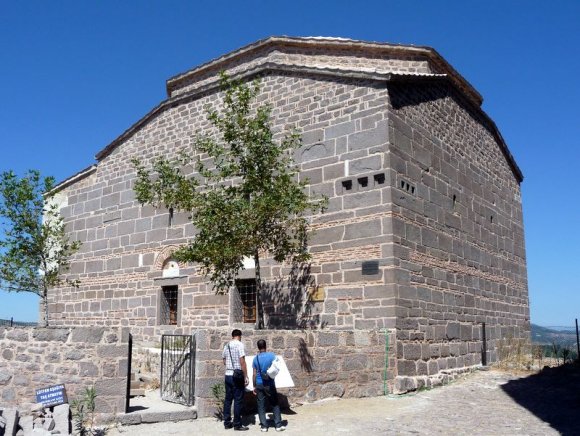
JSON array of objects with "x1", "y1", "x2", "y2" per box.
[{"x1": 0, "y1": 317, "x2": 37, "y2": 327}]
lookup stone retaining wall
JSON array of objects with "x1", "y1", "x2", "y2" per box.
[
  {"x1": 193, "y1": 328, "x2": 396, "y2": 417},
  {"x1": 0, "y1": 326, "x2": 129, "y2": 417}
]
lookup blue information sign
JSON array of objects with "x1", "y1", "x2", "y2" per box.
[{"x1": 35, "y1": 384, "x2": 67, "y2": 407}]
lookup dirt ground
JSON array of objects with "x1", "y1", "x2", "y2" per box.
[{"x1": 108, "y1": 365, "x2": 580, "y2": 435}]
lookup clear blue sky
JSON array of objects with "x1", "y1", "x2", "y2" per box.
[{"x1": 0, "y1": 1, "x2": 578, "y2": 326}]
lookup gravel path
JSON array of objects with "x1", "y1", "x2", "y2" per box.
[{"x1": 108, "y1": 368, "x2": 577, "y2": 435}]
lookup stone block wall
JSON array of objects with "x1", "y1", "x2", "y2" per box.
[
  {"x1": 0, "y1": 327, "x2": 129, "y2": 416},
  {"x1": 44, "y1": 38, "x2": 529, "y2": 392},
  {"x1": 383, "y1": 81, "x2": 529, "y2": 387},
  {"x1": 49, "y1": 70, "x2": 397, "y2": 341},
  {"x1": 193, "y1": 328, "x2": 396, "y2": 417}
]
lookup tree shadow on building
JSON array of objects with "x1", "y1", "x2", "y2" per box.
[
  {"x1": 500, "y1": 362, "x2": 580, "y2": 435},
  {"x1": 298, "y1": 338, "x2": 314, "y2": 373},
  {"x1": 260, "y1": 263, "x2": 326, "y2": 330}
]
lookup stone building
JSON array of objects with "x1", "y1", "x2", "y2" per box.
[{"x1": 49, "y1": 37, "x2": 529, "y2": 394}]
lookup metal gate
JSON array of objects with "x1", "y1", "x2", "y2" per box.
[{"x1": 160, "y1": 334, "x2": 196, "y2": 406}]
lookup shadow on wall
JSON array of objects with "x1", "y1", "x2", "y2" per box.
[
  {"x1": 500, "y1": 362, "x2": 580, "y2": 435},
  {"x1": 388, "y1": 80, "x2": 506, "y2": 154},
  {"x1": 298, "y1": 338, "x2": 314, "y2": 373},
  {"x1": 261, "y1": 263, "x2": 327, "y2": 330}
]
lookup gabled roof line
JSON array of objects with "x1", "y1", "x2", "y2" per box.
[
  {"x1": 95, "y1": 63, "x2": 448, "y2": 161},
  {"x1": 93, "y1": 61, "x2": 522, "y2": 183},
  {"x1": 165, "y1": 36, "x2": 483, "y2": 106},
  {"x1": 51, "y1": 164, "x2": 97, "y2": 194}
]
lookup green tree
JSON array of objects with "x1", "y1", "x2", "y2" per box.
[
  {"x1": 132, "y1": 73, "x2": 326, "y2": 328},
  {"x1": 0, "y1": 170, "x2": 81, "y2": 326}
]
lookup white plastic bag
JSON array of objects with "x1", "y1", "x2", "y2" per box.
[{"x1": 266, "y1": 356, "x2": 281, "y2": 378}]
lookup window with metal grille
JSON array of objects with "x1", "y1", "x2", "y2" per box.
[
  {"x1": 160, "y1": 285, "x2": 179, "y2": 325},
  {"x1": 235, "y1": 279, "x2": 257, "y2": 324}
]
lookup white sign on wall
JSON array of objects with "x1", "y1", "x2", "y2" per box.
[{"x1": 162, "y1": 260, "x2": 180, "y2": 278}]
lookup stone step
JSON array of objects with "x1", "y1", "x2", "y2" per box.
[
  {"x1": 131, "y1": 380, "x2": 143, "y2": 389},
  {"x1": 117, "y1": 408, "x2": 197, "y2": 425},
  {"x1": 130, "y1": 389, "x2": 146, "y2": 397}
]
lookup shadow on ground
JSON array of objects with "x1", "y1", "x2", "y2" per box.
[{"x1": 500, "y1": 362, "x2": 580, "y2": 435}]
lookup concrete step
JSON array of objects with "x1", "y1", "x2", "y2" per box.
[{"x1": 117, "y1": 408, "x2": 197, "y2": 425}]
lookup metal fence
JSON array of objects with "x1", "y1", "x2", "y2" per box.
[
  {"x1": 160, "y1": 334, "x2": 196, "y2": 406},
  {"x1": 0, "y1": 317, "x2": 37, "y2": 327}
]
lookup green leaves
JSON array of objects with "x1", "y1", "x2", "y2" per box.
[
  {"x1": 0, "y1": 170, "x2": 81, "y2": 325},
  {"x1": 132, "y1": 73, "x2": 326, "y2": 296}
]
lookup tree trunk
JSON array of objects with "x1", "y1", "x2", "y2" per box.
[
  {"x1": 43, "y1": 285, "x2": 49, "y2": 327},
  {"x1": 254, "y1": 252, "x2": 264, "y2": 330}
]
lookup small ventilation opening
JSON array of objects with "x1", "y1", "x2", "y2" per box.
[
  {"x1": 400, "y1": 179, "x2": 416, "y2": 195},
  {"x1": 342, "y1": 180, "x2": 353, "y2": 192},
  {"x1": 357, "y1": 177, "x2": 368, "y2": 188},
  {"x1": 490, "y1": 215, "x2": 494, "y2": 223},
  {"x1": 452, "y1": 195, "x2": 457, "y2": 208},
  {"x1": 374, "y1": 173, "x2": 385, "y2": 185}
]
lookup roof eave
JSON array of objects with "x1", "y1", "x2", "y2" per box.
[
  {"x1": 50, "y1": 164, "x2": 97, "y2": 194},
  {"x1": 165, "y1": 36, "x2": 483, "y2": 106}
]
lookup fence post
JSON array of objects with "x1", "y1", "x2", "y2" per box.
[
  {"x1": 576, "y1": 318, "x2": 580, "y2": 362},
  {"x1": 481, "y1": 322, "x2": 487, "y2": 366},
  {"x1": 125, "y1": 333, "x2": 132, "y2": 413}
]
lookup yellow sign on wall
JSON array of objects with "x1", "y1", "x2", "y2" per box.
[{"x1": 307, "y1": 285, "x2": 325, "y2": 302}]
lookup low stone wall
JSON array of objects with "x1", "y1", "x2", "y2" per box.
[
  {"x1": 0, "y1": 326, "x2": 129, "y2": 416},
  {"x1": 194, "y1": 328, "x2": 396, "y2": 417}
]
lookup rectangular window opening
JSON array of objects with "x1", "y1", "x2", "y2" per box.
[
  {"x1": 160, "y1": 285, "x2": 179, "y2": 325},
  {"x1": 235, "y1": 279, "x2": 257, "y2": 324},
  {"x1": 357, "y1": 177, "x2": 368, "y2": 188},
  {"x1": 373, "y1": 173, "x2": 385, "y2": 186}
]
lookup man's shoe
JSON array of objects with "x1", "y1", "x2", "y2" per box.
[
  {"x1": 224, "y1": 422, "x2": 233, "y2": 429},
  {"x1": 261, "y1": 427, "x2": 268, "y2": 432},
  {"x1": 234, "y1": 426, "x2": 249, "y2": 431},
  {"x1": 275, "y1": 426, "x2": 286, "y2": 432}
]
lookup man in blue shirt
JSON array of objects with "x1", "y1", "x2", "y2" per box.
[{"x1": 252, "y1": 339, "x2": 285, "y2": 432}]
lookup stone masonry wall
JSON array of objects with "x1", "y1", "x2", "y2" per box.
[
  {"x1": 0, "y1": 326, "x2": 129, "y2": 416},
  {"x1": 45, "y1": 41, "x2": 529, "y2": 392},
  {"x1": 193, "y1": 328, "x2": 396, "y2": 417},
  {"x1": 384, "y1": 81, "x2": 529, "y2": 389},
  {"x1": 50, "y1": 70, "x2": 396, "y2": 342}
]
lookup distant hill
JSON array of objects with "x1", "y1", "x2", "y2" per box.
[{"x1": 531, "y1": 323, "x2": 577, "y2": 346}]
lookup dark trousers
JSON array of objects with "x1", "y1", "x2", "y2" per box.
[
  {"x1": 256, "y1": 383, "x2": 282, "y2": 429},
  {"x1": 223, "y1": 375, "x2": 244, "y2": 427}
]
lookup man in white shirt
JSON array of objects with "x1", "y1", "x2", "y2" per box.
[{"x1": 222, "y1": 329, "x2": 249, "y2": 431}]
